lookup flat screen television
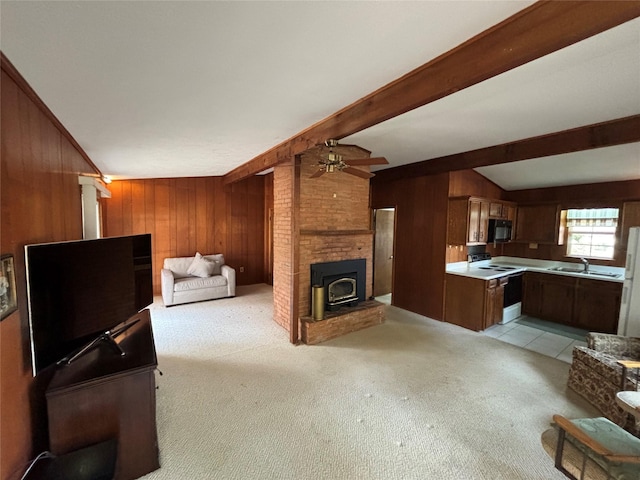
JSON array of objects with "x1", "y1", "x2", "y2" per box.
[{"x1": 25, "y1": 234, "x2": 153, "y2": 376}]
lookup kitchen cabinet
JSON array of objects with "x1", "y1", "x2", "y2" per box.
[
  {"x1": 447, "y1": 197, "x2": 490, "y2": 246},
  {"x1": 522, "y1": 272, "x2": 544, "y2": 317},
  {"x1": 444, "y1": 273, "x2": 506, "y2": 331},
  {"x1": 514, "y1": 203, "x2": 560, "y2": 244},
  {"x1": 522, "y1": 272, "x2": 621, "y2": 334},
  {"x1": 489, "y1": 201, "x2": 516, "y2": 220},
  {"x1": 468, "y1": 198, "x2": 490, "y2": 244},
  {"x1": 539, "y1": 274, "x2": 575, "y2": 324},
  {"x1": 485, "y1": 277, "x2": 508, "y2": 329},
  {"x1": 574, "y1": 278, "x2": 622, "y2": 333}
]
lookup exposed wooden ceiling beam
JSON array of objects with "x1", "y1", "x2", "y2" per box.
[
  {"x1": 371, "y1": 115, "x2": 640, "y2": 184},
  {"x1": 223, "y1": 1, "x2": 640, "y2": 185}
]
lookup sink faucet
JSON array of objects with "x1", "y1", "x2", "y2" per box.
[{"x1": 580, "y1": 257, "x2": 590, "y2": 273}]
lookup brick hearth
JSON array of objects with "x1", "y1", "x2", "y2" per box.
[{"x1": 300, "y1": 300, "x2": 385, "y2": 345}]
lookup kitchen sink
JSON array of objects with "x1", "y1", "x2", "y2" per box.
[
  {"x1": 548, "y1": 267, "x2": 585, "y2": 273},
  {"x1": 585, "y1": 271, "x2": 620, "y2": 278},
  {"x1": 547, "y1": 266, "x2": 620, "y2": 278}
]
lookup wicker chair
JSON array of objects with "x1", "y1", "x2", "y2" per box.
[{"x1": 568, "y1": 333, "x2": 640, "y2": 433}]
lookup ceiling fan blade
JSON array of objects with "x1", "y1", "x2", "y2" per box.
[
  {"x1": 342, "y1": 167, "x2": 375, "y2": 179},
  {"x1": 345, "y1": 157, "x2": 388, "y2": 166},
  {"x1": 310, "y1": 169, "x2": 326, "y2": 178}
]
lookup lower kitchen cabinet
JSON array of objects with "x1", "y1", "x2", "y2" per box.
[
  {"x1": 574, "y1": 278, "x2": 622, "y2": 333},
  {"x1": 522, "y1": 272, "x2": 543, "y2": 317},
  {"x1": 445, "y1": 273, "x2": 506, "y2": 331},
  {"x1": 522, "y1": 272, "x2": 621, "y2": 333},
  {"x1": 539, "y1": 274, "x2": 576, "y2": 324}
]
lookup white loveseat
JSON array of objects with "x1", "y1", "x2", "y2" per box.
[{"x1": 161, "y1": 253, "x2": 236, "y2": 306}]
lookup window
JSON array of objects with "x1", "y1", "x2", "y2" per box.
[{"x1": 564, "y1": 208, "x2": 619, "y2": 260}]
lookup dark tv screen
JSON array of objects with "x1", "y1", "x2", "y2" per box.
[{"x1": 25, "y1": 234, "x2": 152, "y2": 376}]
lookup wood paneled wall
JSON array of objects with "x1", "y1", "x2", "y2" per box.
[
  {"x1": 371, "y1": 173, "x2": 450, "y2": 320},
  {"x1": 505, "y1": 179, "x2": 640, "y2": 204},
  {"x1": 503, "y1": 180, "x2": 640, "y2": 266},
  {"x1": 448, "y1": 170, "x2": 505, "y2": 200},
  {"x1": 103, "y1": 176, "x2": 268, "y2": 292},
  {"x1": 1, "y1": 65, "x2": 100, "y2": 479}
]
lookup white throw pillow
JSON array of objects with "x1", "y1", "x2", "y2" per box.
[
  {"x1": 204, "y1": 254, "x2": 224, "y2": 275},
  {"x1": 187, "y1": 252, "x2": 215, "y2": 278}
]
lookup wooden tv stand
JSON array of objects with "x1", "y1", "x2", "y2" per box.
[{"x1": 45, "y1": 309, "x2": 159, "y2": 480}]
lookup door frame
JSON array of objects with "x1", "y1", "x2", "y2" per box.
[{"x1": 372, "y1": 207, "x2": 396, "y2": 300}]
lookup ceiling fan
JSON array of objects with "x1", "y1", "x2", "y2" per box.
[{"x1": 309, "y1": 139, "x2": 388, "y2": 179}]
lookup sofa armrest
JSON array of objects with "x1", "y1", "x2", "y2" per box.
[
  {"x1": 587, "y1": 333, "x2": 640, "y2": 358},
  {"x1": 161, "y1": 268, "x2": 176, "y2": 306},
  {"x1": 221, "y1": 264, "x2": 236, "y2": 297}
]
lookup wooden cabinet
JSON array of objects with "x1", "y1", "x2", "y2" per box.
[
  {"x1": 485, "y1": 277, "x2": 508, "y2": 329},
  {"x1": 522, "y1": 272, "x2": 621, "y2": 334},
  {"x1": 514, "y1": 203, "x2": 560, "y2": 244},
  {"x1": 574, "y1": 278, "x2": 622, "y2": 333},
  {"x1": 46, "y1": 310, "x2": 159, "y2": 480},
  {"x1": 468, "y1": 198, "x2": 490, "y2": 244},
  {"x1": 448, "y1": 196, "x2": 491, "y2": 246},
  {"x1": 539, "y1": 275, "x2": 575, "y2": 324},
  {"x1": 522, "y1": 272, "x2": 544, "y2": 317},
  {"x1": 489, "y1": 201, "x2": 516, "y2": 220},
  {"x1": 444, "y1": 273, "x2": 506, "y2": 331}
]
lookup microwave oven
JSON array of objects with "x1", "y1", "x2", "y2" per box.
[{"x1": 487, "y1": 219, "x2": 512, "y2": 243}]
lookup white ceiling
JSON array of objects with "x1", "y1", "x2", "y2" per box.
[{"x1": 1, "y1": 1, "x2": 639, "y2": 191}]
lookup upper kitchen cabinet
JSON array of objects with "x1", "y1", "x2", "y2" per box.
[
  {"x1": 448, "y1": 196, "x2": 516, "y2": 246},
  {"x1": 489, "y1": 202, "x2": 516, "y2": 220},
  {"x1": 514, "y1": 203, "x2": 560, "y2": 244},
  {"x1": 448, "y1": 196, "x2": 489, "y2": 245}
]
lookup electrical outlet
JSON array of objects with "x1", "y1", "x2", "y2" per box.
[{"x1": 240, "y1": 266, "x2": 245, "y2": 273}]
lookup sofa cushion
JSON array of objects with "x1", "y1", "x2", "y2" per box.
[
  {"x1": 174, "y1": 274, "x2": 228, "y2": 292},
  {"x1": 202, "y1": 254, "x2": 224, "y2": 275},
  {"x1": 187, "y1": 253, "x2": 216, "y2": 278}
]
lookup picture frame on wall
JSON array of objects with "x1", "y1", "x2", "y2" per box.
[{"x1": 0, "y1": 254, "x2": 18, "y2": 321}]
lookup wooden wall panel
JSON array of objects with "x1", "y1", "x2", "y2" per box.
[
  {"x1": 448, "y1": 170, "x2": 505, "y2": 199},
  {"x1": 371, "y1": 173, "x2": 450, "y2": 320},
  {"x1": 1, "y1": 68, "x2": 100, "y2": 480},
  {"x1": 103, "y1": 176, "x2": 267, "y2": 293},
  {"x1": 506, "y1": 179, "x2": 640, "y2": 204}
]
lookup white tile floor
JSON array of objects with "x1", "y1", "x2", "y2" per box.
[
  {"x1": 483, "y1": 320, "x2": 587, "y2": 363},
  {"x1": 375, "y1": 294, "x2": 585, "y2": 363}
]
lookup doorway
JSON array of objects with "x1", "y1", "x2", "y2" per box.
[{"x1": 373, "y1": 208, "x2": 395, "y2": 303}]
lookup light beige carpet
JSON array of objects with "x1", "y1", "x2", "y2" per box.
[{"x1": 142, "y1": 284, "x2": 598, "y2": 480}]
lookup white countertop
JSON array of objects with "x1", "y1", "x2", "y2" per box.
[{"x1": 445, "y1": 256, "x2": 625, "y2": 283}]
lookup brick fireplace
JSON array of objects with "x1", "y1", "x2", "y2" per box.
[{"x1": 272, "y1": 144, "x2": 383, "y2": 343}]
